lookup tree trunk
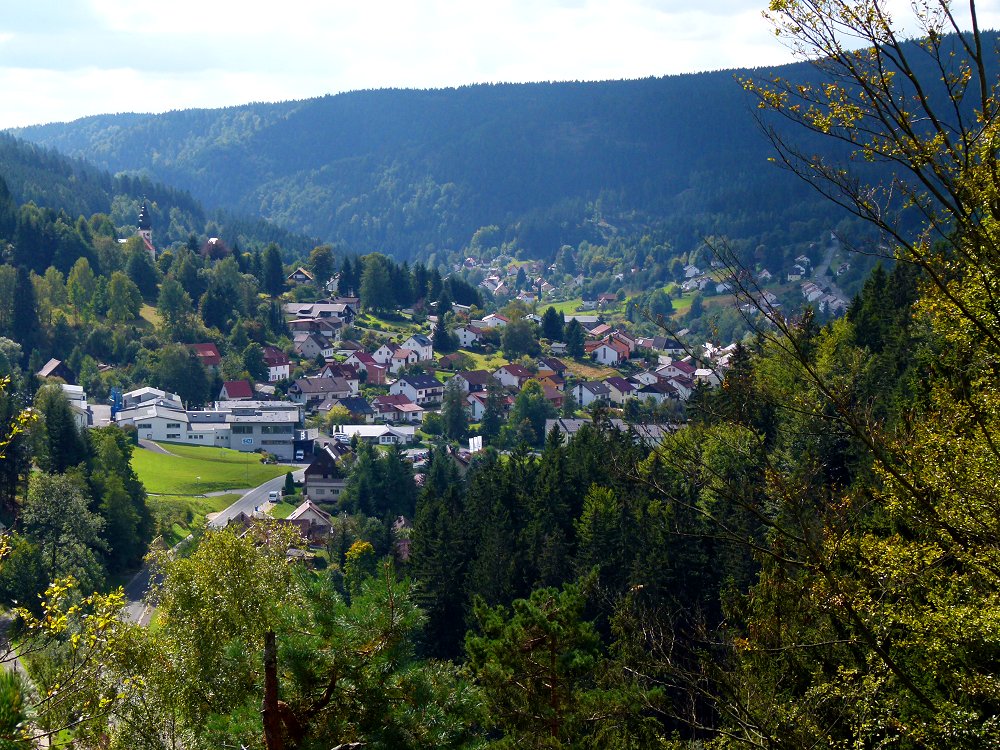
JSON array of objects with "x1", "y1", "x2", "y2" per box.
[{"x1": 262, "y1": 630, "x2": 283, "y2": 750}]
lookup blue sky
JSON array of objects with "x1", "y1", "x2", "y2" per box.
[{"x1": 0, "y1": 0, "x2": 995, "y2": 128}]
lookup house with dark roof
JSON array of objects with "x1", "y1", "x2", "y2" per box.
[
  {"x1": 538, "y1": 357, "x2": 568, "y2": 373},
  {"x1": 325, "y1": 396, "x2": 375, "y2": 423},
  {"x1": 304, "y1": 444, "x2": 348, "y2": 504},
  {"x1": 288, "y1": 376, "x2": 353, "y2": 409},
  {"x1": 390, "y1": 374, "x2": 444, "y2": 405},
  {"x1": 573, "y1": 380, "x2": 612, "y2": 408},
  {"x1": 453, "y1": 370, "x2": 494, "y2": 392},
  {"x1": 37, "y1": 358, "x2": 75, "y2": 384},
  {"x1": 402, "y1": 334, "x2": 434, "y2": 361},
  {"x1": 604, "y1": 376, "x2": 637, "y2": 404},
  {"x1": 638, "y1": 381, "x2": 679, "y2": 404}
]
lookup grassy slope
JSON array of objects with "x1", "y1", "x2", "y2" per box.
[{"x1": 131, "y1": 443, "x2": 291, "y2": 495}]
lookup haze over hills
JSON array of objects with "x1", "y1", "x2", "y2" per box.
[{"x1": 12, "y1": 33, "x2": 996, "y2": 265}]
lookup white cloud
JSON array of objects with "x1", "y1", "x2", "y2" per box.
[{"x1": 12, "y1": 0, "x2": 995, "y2": 128}]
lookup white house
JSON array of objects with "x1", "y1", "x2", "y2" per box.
[
  {"x1": 262, "y1": 346, "x2": 291, "y2": 382},
  {"x1": 493, "y1": 364, "x2": 532, "y2": 389},
  {"x1": 332, "y1": 424, "x2": 416, "y2": 445},
  {"x1": 574, "y1": 381, "x2": 611, "y2": 407},
  {"x1": 389, "y1": 348, "x2": 419, "y2": 374},
  {"x1": 481, "y1": 313, "x2": 510, "y2": 328},
  {"x1": 389, "y1": 374, "x2": 445, "y2": 406},
  {"x1": 455, "y1": 325, "x2": 485, "y2": 348},
  {"x1": 402, "y1": 334, "x2": 434, "y2": 361}
]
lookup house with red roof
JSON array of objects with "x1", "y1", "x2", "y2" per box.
[
  {"x1": 262, "y1": 346, "x2": 291, "y2": 382},
  {"x1": 344, "y1": 352, "x2": 386, "y2": 385},
  {"x1": 592, "y1": 338, "x2": 630, "y2": 366},
  {"x1": 219, "y1": 380, "x2": 254, "y2": 401},
  {"x1": 189, "y1": 343, "x2": 222, "y2": 371},
  {"x1": 493, "y1": 364, "x2": 533, "y2": 389}
]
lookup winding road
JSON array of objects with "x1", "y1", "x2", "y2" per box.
[{"x1": 123, "y1": 449, "x2": 307, "y2": 625}]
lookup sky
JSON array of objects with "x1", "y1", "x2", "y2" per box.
[{"x1": 0, "y1": 0, "x2": 997, "y2": 129}]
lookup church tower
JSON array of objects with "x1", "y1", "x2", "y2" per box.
[{"x1": 137, "y1": 199, "x2": 156, "y2": 259}]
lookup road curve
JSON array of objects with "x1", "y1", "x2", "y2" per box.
[{"x1": 123, "y1": 465, "x2": 306, "y2": 624}]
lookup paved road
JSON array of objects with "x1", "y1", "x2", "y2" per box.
[
  {"x1": 122, "y1": 465, "x2": 306, "y2": 624},
  {"x1": 138, "y1": 438, "x2": 174, "y2": 455},
  {"x1": 813, "y1": 238, "x2": 848, "y2": 300},
  {"x1": 207, "y1": 467, "x2": 306, "y2": 528}
]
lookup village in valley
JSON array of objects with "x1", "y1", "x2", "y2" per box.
[{"x1": 31, "y1": 225, "x2": 853, "y2": 558}]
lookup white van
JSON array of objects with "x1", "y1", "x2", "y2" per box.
[{"x1": 268, "y1": 490, "x2": 280, "y2": 502}]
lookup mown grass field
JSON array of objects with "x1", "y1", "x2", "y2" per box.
[
  {"x1": 131, "y1": 443, "x2": 291, "y2": 495},
  {"x1": 547, "y1": 298, "x2": 584, "y2": 315}
]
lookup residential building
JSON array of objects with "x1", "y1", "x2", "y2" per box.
[
  {"x1": 220, "y1": 380, "x2": 254, "y2": 401},
  {"x1": 37, "y1": 358, "x2": 75, "y2": 383},
  {"x1": 604, "y1": 376, "x2": 637, "y2": 404},
  {"x1": 453, "y1": 370, "x2": 494, "y2": 393},
  {"x1": 304, "y1": 444, "x2": 348, "y2": 504},
  {"x1": 574, "y1": 381, "x2": 611, "y2": 407},
  {"x1": 372, "y1": 394, "x2": 425, "y2": 424},
  {"x1": 286, "y1": 267, "x2": 315, "y2": 285},
  {"x1": 493, "y1": 364, "x2": 532, "y2": 389},
  {"x1": 402, "y1": 334, "x2": 434, "y2": 361},
  {"x1": 288, "y1": 377, "x2": 354, "y2": 409},
  {"x1": 189, "y1": 343, "x2": 222, "y2": 371},
  {"x1": 332, "y1": 424, "x2": 416, "y2": 445},
  {"x1": 262, "y1": 346, "x2": 291, "y2": 382},
  {"x1": 455, "y1": 325, "x2": 485, "y2": 348},
  {"x1": 390, "y1": 375, "x2": 444, "y2": 406}
]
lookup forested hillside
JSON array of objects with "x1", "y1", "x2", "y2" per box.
[
  {"x1": 13, "y1": 48, "x2": 972, "y2": 264},
  {"x1": 0, "y1": 133, "x2": 317, "y2": 256}
]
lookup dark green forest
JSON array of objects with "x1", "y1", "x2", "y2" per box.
[
  {"x1": 0, "y1": 133, "x2": 317, "y2": 256},
  {"x1": 18, "y1": 36, "x2": 991, "y2": 265}
]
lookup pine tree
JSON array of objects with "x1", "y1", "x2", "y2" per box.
[{"x1": 261, "y1": 243, "x2": 285, "y2": 297}]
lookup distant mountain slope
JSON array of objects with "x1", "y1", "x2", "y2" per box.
[
  {"x1": 0, "y1": 133, "x2": 317, "y2": 256},
  {"x1": 14, "y1": 34, "x2": 997, "y2": 262}
]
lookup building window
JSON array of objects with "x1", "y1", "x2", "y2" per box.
[
  {"x1": 232, "y1": 425, "x2": 253, "y2": 435},
  {"x1": 260, "y1": 424, "x2": 293, "y2": 435},
  {"x1": 166, "y1": 422, "x2": 181, "y2": 428},
  {"x1": 166, "y1": 433, "x2": 180, "y2": 439},
  {"x1": 137, "y1": 423, "x2": 152, "y2": 429}
]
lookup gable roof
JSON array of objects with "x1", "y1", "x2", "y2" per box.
[
  {"x1": 262, "y1": 345, "x2": 290, "y2": 366},
  {"x1": 498, "y1": 363, "x2": 532, "y2": 378},
  {"x1": 222, "y1": 380, "x2": 254, "y2": 399},
  {"x1": 331, "y1": 397, "x2": 375, "y2": 415},
  {"x1": 287, "y1": 499, "x2": 333, "y2": 525},
  {"x1": 405, "y1": 333, "x2": 432, "y2": 347},
  {"x1": 455, "y1": 370, "x2": 494, "y2": 387},
  {"x1": 398, "y1": 374, "x2": 443, "y2": 390},
  {"x1": 287, "y1": 266, "x2": 315, "y2": 281},
  {"x1": 604, "y1": 376, "x2": 636, "y2": 393},
  {"x1": 189, "y1": 343, "x2": 222, "y2": 366},
  {"x1": 292, "y1": 376, "x2": 352, "y2": 395}
]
